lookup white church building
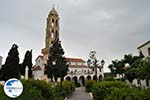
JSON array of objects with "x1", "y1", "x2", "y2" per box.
[
  {"x1": 32, "y1": 56, "x2": 104, "y2": 82},
  {"x1": 32, "y1": 7, "x2": 104, "y2": 82}
]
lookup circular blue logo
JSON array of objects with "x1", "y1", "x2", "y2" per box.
[{"x1": 4, "y1": 78, "x2": 23, "y2": 98}]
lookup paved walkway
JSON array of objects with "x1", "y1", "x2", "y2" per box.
[{"x1": 68, "y1": 87, "x2": 93, "y2": 100}]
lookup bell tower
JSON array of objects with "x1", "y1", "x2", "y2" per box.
[{"x1": 42, "y1": 7, "x2": 60, "y2": 64}]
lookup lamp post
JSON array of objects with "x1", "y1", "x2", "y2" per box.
[
  {"x1": 87, "y1": 51, "x2": 105, "y2": 82},
  {"x1": 99, "y1": 60, "x2": 105, "y2": 72}
]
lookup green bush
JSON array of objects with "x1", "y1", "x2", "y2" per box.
[
  {"x1": 103, "y1": 76, "x2": 115, "y2": 81},
  {"x1": 18, "y1": 80, "x2": 44, "y2": 100},
  {"x1": 0, "y1": 85, "x2": 11, "y2": 100},
  {"x1": 27, "y1": 79, "x2": 54, "y2": 100},
  {"x1": 54, "y1": 85, "x2": 66, "y2": 100},
  {"x1": 105, "y1": 87, "x2": 150, "y2": 100},
  {"x1": 92, "y1": 81, "x2": 129, "y2": 100},
  {"x1": 85, "y1": 80, "x2": 95, "y2": 92},
  {"x1": 0, "y1": 81, "x2": 44, "y2": 100},
  {"x1": 0, "y1": 80, "x2": 75, "y2": 100},
  {"x1": 62, "y1": 81, "x2": 75, "y2": 96},
  {"x1": 105, "y1": 87, "x2": 143, "y2": 100},
  {"x1": 54, "y1": 81, "x2": 75, "y2": 99},
  {"x1": 141, "y1": 88, "x2": 150, "y2": 100}
]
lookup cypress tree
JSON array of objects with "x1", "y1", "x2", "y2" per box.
[
  {"x1": 0, "y1": 44, "x2": 20, "y2": 81},
  {"x1": 45, "y1": 40, "x2": 68, "y2": 83},
  {"x1": 21, "y1": 50, "x2": 33, "y2": 78}
]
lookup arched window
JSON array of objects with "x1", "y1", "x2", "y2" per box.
[
  {"x1": 51, "y1": 30, "x2": 54, "y2": 39},
  {"x1": 56, "y1": 20, "x2": 58, "y2": 27},
  {"x1": 51, "y1": 19, "x2": 54, "y2": 27}
]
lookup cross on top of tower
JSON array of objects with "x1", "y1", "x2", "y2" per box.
[{"x1": 49, "y1": 6, "x2": 58, "y2": 16}]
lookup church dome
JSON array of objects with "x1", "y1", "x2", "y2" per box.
[{"x1": 49, "y1": 7, "x2": 58, "y2": 16}]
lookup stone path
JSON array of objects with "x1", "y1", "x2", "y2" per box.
[{"x1": 68, "y1": 87, "x2": 93, "y2": 100}]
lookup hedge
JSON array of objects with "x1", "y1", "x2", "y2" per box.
[
  {"x1": 54, "y1": 81, "x2": 75, "y2": 99},
  {"x1": 0, "y1": 80, "x2": 44, "y2": 100},
  {"x1": 91, "y1": 80, "x2": 150, "y2": 100},
  {"x1": 0, "y1": 80, "x2": 75, "y2": 100},
  {"x1": 92, "y1": 81, "x2": 129, "y2": 100},
  {"x1": 27, "y1": 79, "x2": 54, "y2": 100},
  {"x1": 85, "y1": 80, "x2": 95, "y2": 92},
  {"x1": 103, "y1": 76, "x2": 115, "y2": 81},
  {"x1": 105, "y1": 87, "x2": 150, "y2": 100}
]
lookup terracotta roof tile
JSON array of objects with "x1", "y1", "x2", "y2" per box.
[{"x1": 66, "y1": 58, "x2": 86, "y2": 63}]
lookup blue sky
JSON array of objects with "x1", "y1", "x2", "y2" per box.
[{"x1": 0, "y1": 0, "x2": 150, "y2": 72}]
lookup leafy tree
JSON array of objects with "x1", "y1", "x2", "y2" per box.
[
  {"x1": 0, "y1": 44, "x2": 20, "y2": 81},
  {"x1": 108, "y1": 60, "x2": 125, "y2": 76},
  {"x1": 143, "y1": 57, "x2": 150, "y2": 86},
  {"x1": 21, "y1": 50, "x2": 33, "y2": 78},
  {"x1": 109, "y1": 53, "x2": 149, "y2": 84},
  {"x1": 143, "y1": 57, "x2": 150, "y2": 78},
  {"x1": 125, "y1": 57, "x2": 150, "y2": 83},
  {"x1": 108, "y1": 54, "x2": 142, "y2": 79},
  {"x1": 45, "y1": 40, "x2": 68, "y2": 83},
  {"x1": 123, "y1": 54, "x2": 140, "y2": 65}
]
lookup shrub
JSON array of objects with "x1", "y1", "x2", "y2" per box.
[
  {"x1": 85, "y1": 80, "x2": 95, "y2": 92},
  {"x1": 92, "y1": 81, "x2": 129, "y2": 100},
  {"x1": 0, "y1": 85, "x2": 10, "y2": 100},
  {"x1": 54, "y1": 81, "x2": 75, "y2": 99},
  {"x1": 105, "y1": 87, "x2": 150, "y2": 100},
  {"x1": 0, "y1": 80, "x2": 75, "y2": 100},
  {"x1": 27, "y1": 79, "x2": 54, "y2": 100},
  {"x1": 141, "y1": 88, "x2": 150, "y2": 100},
  {"x1": 103, "y1": 76, "x2": 115, "y2": 81},
  {"x1": 62, "y1": 81, "x2": 75, "y2": 96},
  {"x1": 105, "y1": 87, "x2": 143, "y2": 100},
  {"x1": 18, "y1": 80, "x2": 44, "y2": 100},
  {"x1": 54, "y1": 85, "x2": 66, "y2": 99},
  {"x1": 0, "y1": 81, "x2": 44, "y2": 100}
]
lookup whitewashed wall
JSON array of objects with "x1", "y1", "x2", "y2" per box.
[
  {"x1": 126, "y1": 79, "x2": 150, "y2": 88},
  {"x1": 138, "y1": 42, "x2": 150, "y2": 57},
  {"x1": 33, "y1": 70, "x2": 43, "y2": 80}
]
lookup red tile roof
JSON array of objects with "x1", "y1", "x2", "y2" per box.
[
  {"x1": 32, "y1": 66, "x2": 42, "y2": 71},
  {"x1": 66, "y1": 58, "x2": 86, "y2": 63}
]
